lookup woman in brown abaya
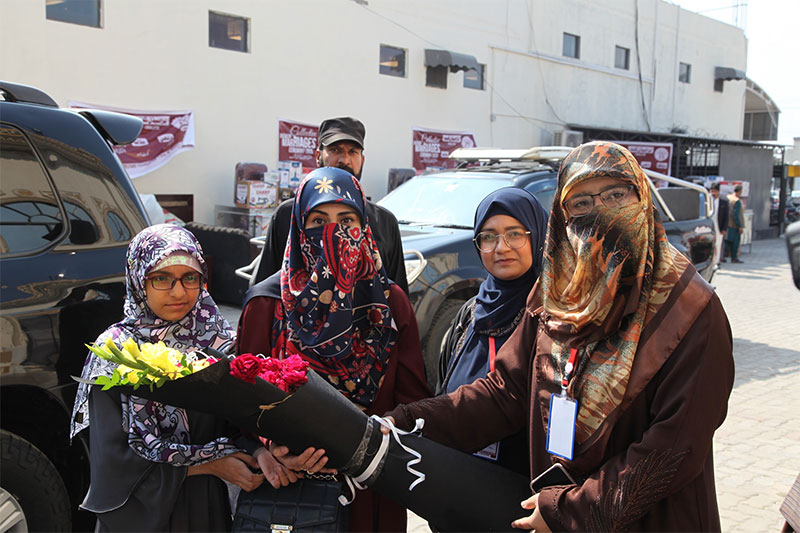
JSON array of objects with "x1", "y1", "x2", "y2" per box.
[{"x1": 388, "y1": 141, "x2": 735, "y2": 531}]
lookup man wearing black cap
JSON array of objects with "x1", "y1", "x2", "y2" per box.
[{"x1": 252, "y1": 117, "x2": 408, "y2": 292}]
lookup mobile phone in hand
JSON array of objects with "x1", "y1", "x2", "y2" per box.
[{"x1": 530, "y1": 463, "x2": 576, "y2": 493}]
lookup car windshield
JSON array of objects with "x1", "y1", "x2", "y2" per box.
[{"x1": 378, "y1": 175, "x2": 514, "y2": 227}]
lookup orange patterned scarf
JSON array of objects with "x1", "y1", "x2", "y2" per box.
[{"x1": 541, "y1": 142, "x2": 690, "y2": 443}]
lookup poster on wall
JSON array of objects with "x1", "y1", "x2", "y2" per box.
[
  {"x1": 612, "y1": 141, "x2": 673, "y2": 177},
  {"x1": 412, "y1": 127, "x2": 477, "y2": 174},
  {"x1": 69, "y1": 101, "x2": 194, "y2": 179},
  {"x1": 278, "y1": 119, "x2": 319, "y2": 172}
]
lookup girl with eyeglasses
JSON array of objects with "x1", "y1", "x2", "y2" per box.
[
  {"x1": 387, "y1": 142, "x2": 734, "y2": 531},
  {"x1": 71, "y1": 224, "x2": 263, "y2": 531},
  {"x1": 436, "y1": 188, "x2": 547, "y2": 477}
]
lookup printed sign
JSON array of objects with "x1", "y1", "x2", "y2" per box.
[
  {"x1": 412, "y1": 127, "x2": 477, "y2": 174},
  {"x1": 613, "y1": 141, "x2": 673, "y2": 176},
  {"x1": 278, "y1": 119, "x2": 319, "y2": 172},
  {"x1": 69, "y1": 101, "x2": 194, "y2": 179}
]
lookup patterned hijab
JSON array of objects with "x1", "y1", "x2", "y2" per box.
[
  {"x1": 71, "y1": 224, "x2": 235, "y2": 437},
  {"x1": 271, "y1": 167, "x2": 396, "y2": 408},
  {"x1": 540, "y1": 141, "x2": 690, "y2": 444}
]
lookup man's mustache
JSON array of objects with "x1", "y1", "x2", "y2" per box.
[{"x1": 336, "y1": 163, "x2": 361, "y2": 179}]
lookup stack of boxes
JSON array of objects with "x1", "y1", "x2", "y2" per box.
[{"x1": 227, "y1": 161, "x2": 306, "y2": 237}]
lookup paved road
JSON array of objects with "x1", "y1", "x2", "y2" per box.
[{"x1": 221, "y1": 237, "x2": 800, "y2": 531}]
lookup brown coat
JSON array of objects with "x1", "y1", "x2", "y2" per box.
[{"x1": 390, "y1": 268, "x2": 734, "y2": 532}]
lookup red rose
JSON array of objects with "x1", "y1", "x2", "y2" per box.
[
  {"x1": 230, "y1": 353, "x2": 262, "y2": 384},
  {"x1": 282, "y1": 354, "x2": 309, "y2": 373}
]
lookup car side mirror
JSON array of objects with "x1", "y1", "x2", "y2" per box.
[{"x1": 787, "y1": 221, "x2": 800, "y2": 290}]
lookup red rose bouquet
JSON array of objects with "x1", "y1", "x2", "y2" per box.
[
  {"x1": 230, "y1": 353, "x2": 309, "y2": 393},
  {"x1": 78, "y1": 348, "x2": 531, "y2": 531}
]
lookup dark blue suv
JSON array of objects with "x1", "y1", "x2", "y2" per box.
[
  {"x1": 379, "y1": 147, "x2": 716, "y2": 389},
  {"x1": 0, "y1": 81, "x2": 148, "y2": 531}
]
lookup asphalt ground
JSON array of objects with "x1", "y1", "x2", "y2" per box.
[{"x1": 221, "y1": 236, "x2": 800, "y2": 531}]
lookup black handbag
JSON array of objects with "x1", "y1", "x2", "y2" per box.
[{"x1": 233, "y1": 476, "x2": 349, "y2": 532}]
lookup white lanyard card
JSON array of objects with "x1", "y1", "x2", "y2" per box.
[{"x1": 546, "y1": 393, "x2": 578, "y2": 460}]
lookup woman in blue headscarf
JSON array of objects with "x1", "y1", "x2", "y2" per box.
[{"x1": 437, "y1": 187, "x2": 548, "y2": 475}]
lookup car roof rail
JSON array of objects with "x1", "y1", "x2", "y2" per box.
[
  {"x1": 450, "y1": 145, "x2": 574, "y2": 163},
  {"x1": 0, "y1": 80, "x2": 58, "y2": 108}
]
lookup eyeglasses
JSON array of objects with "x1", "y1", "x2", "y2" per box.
[
  {"x1": 473, "y1": 230, "x2": 531, "y2": 252},
  {"x1": 563, "y1": 185, "x2": 636, "y2": 218},
  {"x1": 145, "y1": 273, "x2": 203, "y2": 291}
]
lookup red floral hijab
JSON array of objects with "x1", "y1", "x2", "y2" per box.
[
  {"x1": 540, "y1": 142, "x2": 690, "y2": 443},
  {"x1": 271, "y1": 167, "x2": 396, "y2": 407}
]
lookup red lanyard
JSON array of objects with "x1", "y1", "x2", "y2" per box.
[
  {"x1": 561, "y1": 348, "x2": 579, "y2": 393},
  {"x1": 489, "y1": 336, "x2": 496, "y2": 373}
]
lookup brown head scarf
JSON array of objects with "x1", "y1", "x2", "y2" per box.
[{"x1": 540, "y1": 141, "x2": 690, "y2": 443}]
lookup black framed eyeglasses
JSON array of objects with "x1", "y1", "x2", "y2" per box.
[
  {"x1": 473, "y1": 230, "x2": 531, "y2": 252},
  {"x1": 145, "y1": 273, "x2": 203, "y2": 291},
  {"x1": 563, "y1": 185, "x2": 637, "y2": 218}
]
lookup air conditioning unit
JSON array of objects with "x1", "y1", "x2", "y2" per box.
[{"x1": 552, "y1": 130, "x2": 584, "y2": 147}]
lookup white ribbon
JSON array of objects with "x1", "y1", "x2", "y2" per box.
[{"x1": 339, "y1": 415, "x2": 426, "y2": 505}]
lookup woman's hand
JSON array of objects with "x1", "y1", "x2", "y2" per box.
[
  {"x1": 379, "y1": 416, "x2": 395, "y2": 435},
  {"x1": 268, "y1": 442, "x2": 335, "y2": 475},
  {"x1": 187, "y1": 451, "x2": 263, "y2": 492},
  {"x1": 253, "y1": 446, "x2": 300, "y2": 489},
  {"x1": 511, "y1": 493, "x2": 551, "y2": 532}
]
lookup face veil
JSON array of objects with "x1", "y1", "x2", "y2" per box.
[{"x1": 540, "y1": 141, "x2": 690, "y2": 444}]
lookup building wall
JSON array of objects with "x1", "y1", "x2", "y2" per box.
[{"x1": 1, "y1": 0, "x2": 748, "y2": 223}]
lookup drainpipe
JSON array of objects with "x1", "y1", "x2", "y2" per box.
[{"x1": 671, "y1": 4, "x2": 681, "y2": 127}]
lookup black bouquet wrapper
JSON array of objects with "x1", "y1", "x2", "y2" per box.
[{"x1": 113, "y1": 360, "x2": 531, "y2": 531}]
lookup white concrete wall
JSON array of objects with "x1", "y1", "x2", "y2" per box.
[{"x1": 1, "y1": 0, "x2": 748, "y2": 223}]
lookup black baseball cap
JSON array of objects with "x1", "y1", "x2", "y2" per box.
[{"x1": 318, "y1": 117, "x2": 365, "y2": 150}]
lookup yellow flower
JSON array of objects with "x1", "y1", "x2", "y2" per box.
[
  {"x1": 118, "y1": 365, "x2": 141, "y2": 384},
  {"x1": 314, "y1": 177, "x2": 334, "y2": 194},
  {"x1": 139, "y1": 342, "x2": 181, "y2": 376}
]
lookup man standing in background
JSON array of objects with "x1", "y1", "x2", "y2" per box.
[
  {"x1": 724, "y1": 184, "x2": 745, "y2": 264},
  {"x1": 253, "y1": 117, "x2": 408, "y2": 293},
  {"x1": 710, "y1": 182, "x2": 729, "y2": 264}
]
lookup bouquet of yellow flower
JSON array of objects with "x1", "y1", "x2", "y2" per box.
[{"x1": 86, "y1": 338, "x2": 218, "y2": 391}]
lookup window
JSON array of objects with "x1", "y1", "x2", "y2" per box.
[
  {"x1": 46, "y1": 0, "x2": 101, "y2": 27},
  {"x1": 615, "y1": 46, "x2": 630, "y2": 70},
  {"x1": 379, "y1": 45, "x2": 406, "y2": 77},
  {"x1": 0, "y1": 125, "x2": 65, "y2": 255},
  {"x1": 679, "y1": 62, "x2": 691, "y2": 83},
  {"x1": 563, "y1": 33, "x2": 580, "y2": 59},
  {"x1": 209, "y1": 11, "x2": 249, "y2": 53},
  {"x1": 464, "y1": 64, "x2": 485, "y2": 90},
  {"x1": 426, "y1": 66, "x2": 448, "y2": 89}
]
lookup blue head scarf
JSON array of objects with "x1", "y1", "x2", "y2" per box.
[
  {"x1": 444, "y1": 187, "x2": 548, "y2": 393},
  {"x1": 272, "y1": 167, "x2": 396, "y2": 407}
]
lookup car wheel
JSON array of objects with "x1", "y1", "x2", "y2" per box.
[
  {"x1": 0, "y1": 430, "x2": 72, "y2": 532},
  {"x1": 421, "y1": 298, "x2": 467, "y2": 392}
]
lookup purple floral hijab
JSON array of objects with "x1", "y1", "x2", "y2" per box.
[{"x1": 71, "y1": 224, "x2": 235, "y2": 438}]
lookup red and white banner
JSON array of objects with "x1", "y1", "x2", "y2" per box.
[
  {"x1": 278, "y1": 119, "x2": 318, "y2": 172},
  {"x1": 612, "y1": 141, "x2": 673, "y2": 176},
  {"x1": 412, "y1": 127, "x2": 477, "y2": 174},
  {"x1": 69, "y1": 101, "x2": 194, "y2": 179}
]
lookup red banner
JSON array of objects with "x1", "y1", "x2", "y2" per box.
[
  {"x1": 69, "y1": 101, "x2": 194, "y2": 179},
  {"x1": 613, "y1": 141, "x2": 673, "y2": 176},
  {"x1": 412, "y1": 127, "x2": 477, "y2": 174},
  {"x1": 278, "y1": 119, "x2": 318, "y2": 172}
]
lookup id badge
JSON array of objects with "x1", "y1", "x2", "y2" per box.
[
  {"x1": 474, "y1": 441, "x2": 500, "y2": 461},
  {"x1": 546, "y1": 393, "x2": 578, "y2": 460}
]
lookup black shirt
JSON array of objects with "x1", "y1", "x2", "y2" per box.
[{"x1": 253, "y1": 198, "x2": 409, "y2": 294}]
